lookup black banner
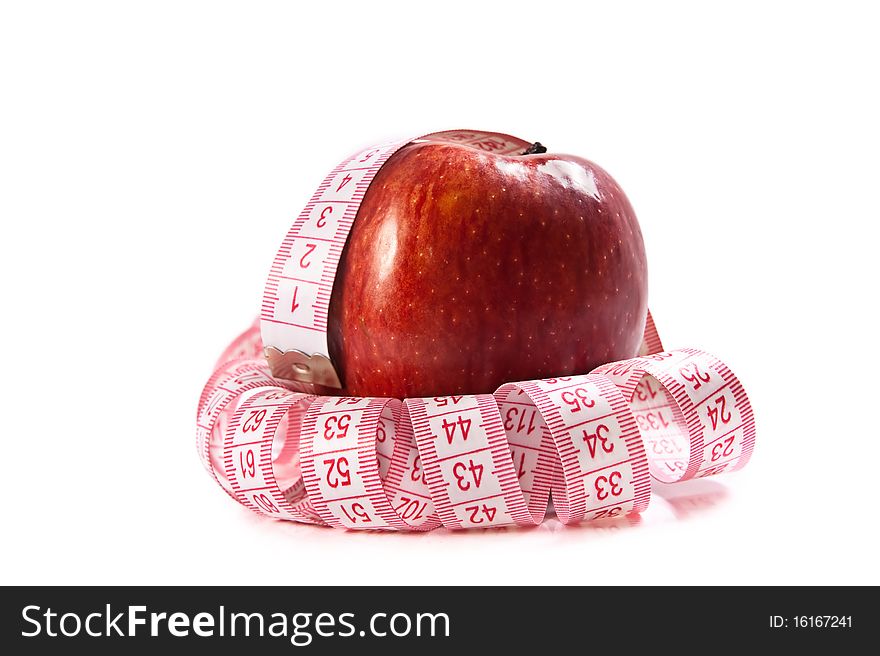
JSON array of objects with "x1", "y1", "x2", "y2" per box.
[{"x1": 0, "y1": 586, "x2": 870, "y2": 652}]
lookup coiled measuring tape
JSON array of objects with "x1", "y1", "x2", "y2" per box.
[{"x1": 197, "y1": 130, "x2": 756, "y2": 530}]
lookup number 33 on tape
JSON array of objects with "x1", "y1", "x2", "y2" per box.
[{"x1": 198, "y1": 130, "x2": 756, "y2": 531}]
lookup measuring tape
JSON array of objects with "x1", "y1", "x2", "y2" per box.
[{"x1": 197, "y1": 130, "x2": 756, "y2": 530}]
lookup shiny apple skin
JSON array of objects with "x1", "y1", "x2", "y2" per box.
[{"x1": 327, "y1": 141, "x2": 648, "y2": 398}]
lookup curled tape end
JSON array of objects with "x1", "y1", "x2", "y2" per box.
[{"x1": 265, "y1": 346, "x2": 342, "y2": 389}]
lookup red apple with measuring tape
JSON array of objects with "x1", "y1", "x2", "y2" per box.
[
  {"x1": 323, "y1": 133, "x2": 648, "y2": 398},
  {"x1": 206, "y1": 131, "x2": 755, "y2": 531}
]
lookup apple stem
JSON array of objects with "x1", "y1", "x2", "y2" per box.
[{"x1": 522, "y1": 142, "x2": 548, "y2": 155}]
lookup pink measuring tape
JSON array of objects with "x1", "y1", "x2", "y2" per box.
[{"x1": 196, "y1": 130, "x2": 756, "y2": 530}]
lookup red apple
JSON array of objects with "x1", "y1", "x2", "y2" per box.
[{"x1": 326, "y1": 135, "x2": 647, "y2": 398}]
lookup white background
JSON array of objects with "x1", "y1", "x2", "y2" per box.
[{"x1": 1, "y1": 1, "x2": 878, "y2": 585}]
